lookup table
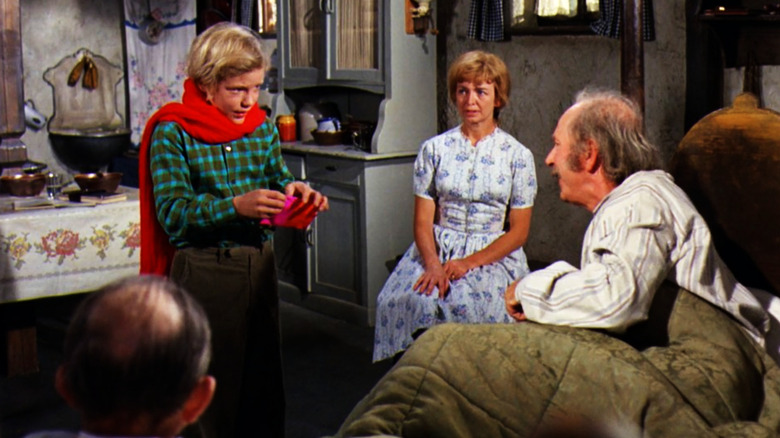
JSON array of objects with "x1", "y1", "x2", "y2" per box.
[
  {"x1": 0, "y1": 188, "x2": 140, "y2": 303},
  {"x1": 0, "y1": 187, "x2": 140, "y2": 375}
]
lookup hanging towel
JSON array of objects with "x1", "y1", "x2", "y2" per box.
[
  {"x1": 123, "y1": 0, "x2": 196, "y2": 146},
  {"x1": 468, "y1": 0, "x2": 506, "y2": 42},
  {"x1": 591, "y1": 0, "x2": 655, "y2": 41}
]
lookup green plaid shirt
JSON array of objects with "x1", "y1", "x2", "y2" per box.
[{"x1": 149, "y1": 118, "x2": 295, "y2": 248}]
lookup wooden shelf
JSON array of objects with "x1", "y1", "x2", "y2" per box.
[
  {"x1": 697, "y1": 15, "x2": 780, "y2": 67},
  {"x1": 685, "y1": 0, "x2": 780, "y2": 129}
]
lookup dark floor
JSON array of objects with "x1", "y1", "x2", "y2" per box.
[{"x1": 0, "y1": 294, "x2": 392, "y2": 438}]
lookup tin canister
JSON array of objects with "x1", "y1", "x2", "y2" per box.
[{"x1": 276, "y1": 114, "x2": 297, "y2": 142}]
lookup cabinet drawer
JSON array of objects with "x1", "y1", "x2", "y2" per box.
[
  {"x1": 282, "y1": 153, "x2": 305, "y2": 180},
  {"x1": 306, "y1": 156, "x2": 363, "y2": 186}
]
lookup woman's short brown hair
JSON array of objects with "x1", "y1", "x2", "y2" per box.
[
  {"x1": 447, "y1": 50, "x2": 511, "y2": 118},
  {"x1": 186, "y1": 22, "x2": 268, "y2": 88}
]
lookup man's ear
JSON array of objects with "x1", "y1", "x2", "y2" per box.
[
  {"x1": 582, "y1": 139, "x2": 601, "y2": 173},
  {"x1": 55, "y1": 365, "x2": 79, "y2": 410},
  {"x1": 180, "y1": 375, "x2": 216, "y2": 425}
]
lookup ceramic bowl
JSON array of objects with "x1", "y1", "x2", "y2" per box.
[
  {"x1": 311, "y1": 130, "x2": 344, "y2": 146},
  {"x1": 74, "y1": 172, "x2": 123, "y2": 193},
  {"x1": 1, "y1": 173, "x2": 46, "y2": 197}
]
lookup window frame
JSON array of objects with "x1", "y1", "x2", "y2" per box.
[{"x1": 510, "y1": 0, "x2": 600, "y2": 36}]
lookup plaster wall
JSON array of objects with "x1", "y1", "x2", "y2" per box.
[
  {"x1": 725, "y1": 66, "x2": 780, "y2": 111},
  {"x1": 438, "y1": 1, "x2": 687, "y2": 265},
  {"x1": 16, "y1": 1, "x2": 281, "y2": 180},
  {"x1": 19, "y1": 0, "x2": 126, "y2": 179}
]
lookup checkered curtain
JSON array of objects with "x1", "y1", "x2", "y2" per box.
[
  {"x1": 591, "y1": 0, "x2": 655, "y2": 41},
  {"x1": 468, "y1": 0, "x2": 506, "y2": 41}
]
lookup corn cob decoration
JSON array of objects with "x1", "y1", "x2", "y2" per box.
[
  {"x1": 82, "y1": 56, "x2": 98, "y2": 90},
  {"x1": 66, "y1": 54, "x2": 99, "y2": 90},
  {"x1": 67, "y1": 56, "x2": 86, "y2": 87}
]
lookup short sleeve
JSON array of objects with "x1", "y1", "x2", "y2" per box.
[
  {"x1": 413, "y1": 139, "x2": 437, "y2": 200},
  {"x1": 510, "y1": 146, "x2": 537, "y2": 208}
]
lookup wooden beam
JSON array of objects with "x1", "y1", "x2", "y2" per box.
[
  {"x1": 621, "y1": 0, "x2": 645, "y2": 114},
  {"x1": 0, "y1": 0, "x2": 25, "y2": 137}
]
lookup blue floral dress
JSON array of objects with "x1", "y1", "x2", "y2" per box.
[{"x1": 373, "y1": 126, "x2": 537, "y2": 361}]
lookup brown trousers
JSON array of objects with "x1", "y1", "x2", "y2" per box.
[{"x1": 174, "y1": 243, "x2": 285, "y2": 438}]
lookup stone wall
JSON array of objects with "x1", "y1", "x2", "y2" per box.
[
  {"x1": 19, "y1": 0, "x2": 126, "y2": 178},
  {"x1": 437, "y1": 1, "x2": 686, "y2": 265}
]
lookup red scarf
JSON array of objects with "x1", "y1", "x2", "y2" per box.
[{"x1": 139, "y1": 78, "x2": 266, "y2": 275}]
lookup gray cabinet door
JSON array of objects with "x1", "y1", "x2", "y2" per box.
[
  {"x1": 307, "y1": 179, "x2": 361, "y2": 303},
  {"x1": 278, "y1": 0, "x2": 383, "y2": 91}
]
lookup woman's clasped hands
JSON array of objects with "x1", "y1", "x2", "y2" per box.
[{"x1": 413, "y1": 258, "x2": 472, "y2": 298}]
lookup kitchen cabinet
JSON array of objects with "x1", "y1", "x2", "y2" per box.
[
  {"x1": 275, "y1": 149, "x2": 415, "y2": 326},
  {"x1": 306, "y1": 156, "x2": 362, "y2": 303},
  {"x1": 278, "y1": 0, "x2": 383, "y2": 91},
  {"x1": 273, "y1": 0, "x2": 435, "y2": 324},
  {"x1": 274, "y1": 0, "x2": 437, "y2": 155}
]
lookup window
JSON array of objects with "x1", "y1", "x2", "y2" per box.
[
  {"x1": 511, "y1": 0, "x2": 600, "y2": 34},
  {"x1": 257, "y1": 0, "x2": 277, "y2": 36}
]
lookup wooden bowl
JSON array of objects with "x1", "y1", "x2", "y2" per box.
[
  {"x1": 311, "y1": 129, "x2": 344, "y2": 146},
  {"x1": 1, "y1": 173, "x2": 46, "y2": 197},
  {"x1": 74, "y1": 172, "x2": 123, "y2": 193}
]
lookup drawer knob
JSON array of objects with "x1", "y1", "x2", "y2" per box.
[{"x1": 325, "y1": 165, "x2": 337, "y2": 172}]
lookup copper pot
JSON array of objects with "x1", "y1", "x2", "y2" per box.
[
  {"x1": 1, "y1": 173, "x2": 46, "y2": 197},
  {"x1": 342, "y1": 120, "x2": 376, "y2": 151},
  {"x1": 74, "y1": 172, "x2": 123, "y2": 193}
]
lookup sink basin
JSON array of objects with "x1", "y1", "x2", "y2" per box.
[{"x1": 49, "y1": 128, "x2": 130, "y2": 173}]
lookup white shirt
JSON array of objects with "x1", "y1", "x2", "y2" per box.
[{"x1": 515, "y1": 170, "x2": 769, "y2": 345}]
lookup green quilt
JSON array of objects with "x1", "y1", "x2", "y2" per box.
[{"x1": 335, "y1": 287, "x2": 780, "y2": 437}]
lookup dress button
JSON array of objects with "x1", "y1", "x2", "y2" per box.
[{"x1": 225, "y1": 146, "x2": 232, "y2": 152}]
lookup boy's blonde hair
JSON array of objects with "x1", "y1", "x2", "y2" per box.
[{"x1": 186, "y1": 22, "x2": 268, "y2": 88}]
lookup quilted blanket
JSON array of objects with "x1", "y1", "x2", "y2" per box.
[{"x1": 335, "y1": 286, "x2": 780, "y2": 437}]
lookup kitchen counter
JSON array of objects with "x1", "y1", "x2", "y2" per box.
[{"x1": 281, "y1": 141, "x2": 418, "y2": 160}]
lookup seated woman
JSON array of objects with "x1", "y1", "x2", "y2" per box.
[{"x1": 372, "y1": 50, "x2": 537, "y2": 362}]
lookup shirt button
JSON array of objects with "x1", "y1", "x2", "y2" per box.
[{"x1": 225, "y1": 146, "x2": 232, "y2": 152}]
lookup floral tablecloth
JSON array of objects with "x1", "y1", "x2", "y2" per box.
[{"x1": 0, "y1": 189, "x2": 140, "y2": 303}]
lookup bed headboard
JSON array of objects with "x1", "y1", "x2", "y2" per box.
[{"x1": 670, "y1": 92, "x2": 780, "y2": 297}]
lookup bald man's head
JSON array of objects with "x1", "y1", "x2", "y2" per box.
[{"x1": 59, "y1": 276, "x2": 211, "y2": 427}]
